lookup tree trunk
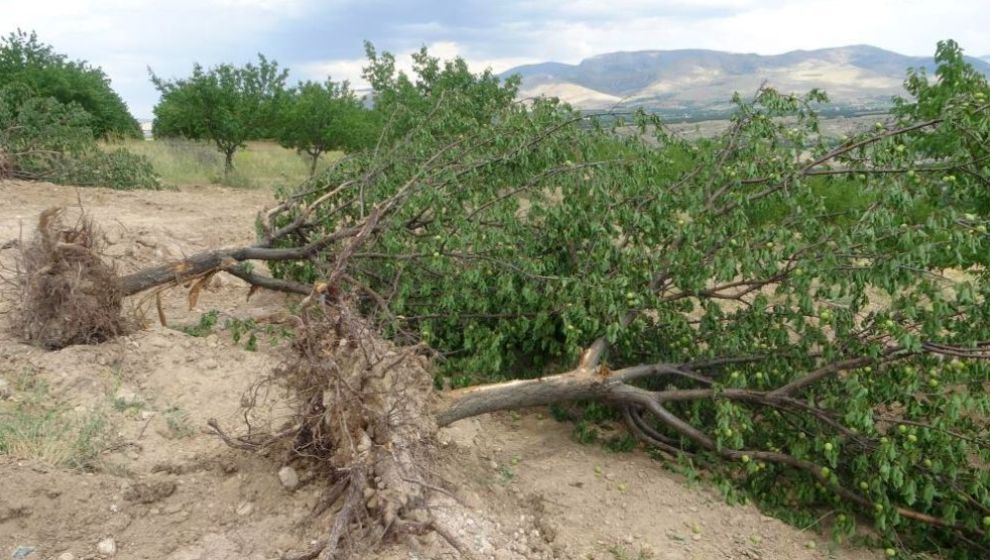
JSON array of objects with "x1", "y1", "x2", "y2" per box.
[
  {"x1": 117, "y1": 223, "x2": 367, "y2": 296},
  {"x1": 309, "y1": 150, "x2": 321, "y2": 177},
  {"x1": 435, "y1": 367, "x2": 612, "y2": 426},
  {"x1": 224, "y1": 148, "x2": 235, "y2": 178}
]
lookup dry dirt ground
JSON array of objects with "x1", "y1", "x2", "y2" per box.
[{"x1": 0, "y1": 180, "x2": 885, "y2": 560}]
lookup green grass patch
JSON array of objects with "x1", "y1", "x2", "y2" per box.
[{"x1": 0, "y1": 371, "x2": 113, "y2": 469}]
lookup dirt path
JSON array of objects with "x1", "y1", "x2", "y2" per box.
[{"x1": 0, "y1": 181, "x2": 882, "y2": 560}]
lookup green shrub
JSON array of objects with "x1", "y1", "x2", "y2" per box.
[
  {"x1": 1, "y1": 85, "x2": 160, "y2": 189},
  {"x1": 47, "y1": 148, "x2": 162, "y2": 190}
]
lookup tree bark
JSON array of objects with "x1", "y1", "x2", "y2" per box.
[
  {"x1": 224, "y1": 148, "x2": 235, "y2": 178},
  {"x1": 309, "y1": 150, "x2": 321, "y2": 177},
  {"x1": 118, "y1": 224, "x2": 365, "y2": 296},
  {"x1": 436, "y1": 367, "x2": 611, "y2": 426}
]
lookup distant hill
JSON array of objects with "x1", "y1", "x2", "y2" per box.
[{"x1": 502, "y1": 45, "x2": 990, "y2": 118}]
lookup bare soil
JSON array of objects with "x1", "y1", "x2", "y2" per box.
[{"x1": 0, "y1": 180, "x2": 883, "y2": 560}]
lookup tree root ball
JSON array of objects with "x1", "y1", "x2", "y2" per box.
[{"x1": 10, "y1": 207, "x2": 125, "y2": 349}]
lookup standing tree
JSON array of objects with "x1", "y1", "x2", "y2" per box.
[
  {"x1": 277, "y1": 79, "x2": 379, "y2": 176},
  {"x1": 150, "y1": 55, "x2": 288, "y2": 177},
  {"x1": 14, "y1": 41, "x2": 990, "y2": 559}
]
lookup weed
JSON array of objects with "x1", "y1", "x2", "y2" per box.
[
  {"x1": 604, "y1": 433, "x2": 637, "y2": 453},
  {"x1": 574, "y1": 419, "x2": 599, "y2": 444},
  {"x1": 163, "y1": 405, "x2": 194, "y2": 438},
  {"x1": 112, "y1": 396, "x2": 144, "y2": 414},
  {"x1": 0, "y1": 373, "x2": 112, "y2": 469},
  {"x1": 549, "y1": 402, "x2": 575, "y2": 422},
  {"x1": 659, "y1": 454, "x2": 704, "y2": 489},
  {"x1": 496, "y1": 464, "x2": 515, "y2": 485},
  {"x1": 224, "y1": 316, "x2": 292, "y2": 351},
  {"x1": 179, "y1": 309, "x2": 220, "y2": 337}
]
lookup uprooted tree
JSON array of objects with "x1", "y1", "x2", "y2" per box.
[{"x1": 9, "y1": 40, "x2": 990, "y2": 559}]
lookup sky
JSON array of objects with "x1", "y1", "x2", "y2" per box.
[{"x1": 3, "y1": 0, "x2": 989, "y2": 119}]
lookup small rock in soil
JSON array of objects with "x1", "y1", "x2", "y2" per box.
[
  {"x1": 11, "y1": 546, "x2": 35, "y2": 559},
  {"x1": 123, "y1": 480, "x2": 177, "y2": 504},
  {"x1": 278, "y1": 466, "x2": 299, "y2": 490},
  {"x1": 96, "y1": 537, "x2": 116, "y2": 556},
  {"x1": 57, "y1": 553, "x2": 75, "y2": 560}
]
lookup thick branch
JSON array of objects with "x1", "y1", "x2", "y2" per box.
[
  {"x1": 119, "y1": 226, "x2": 363, "y2": 295},
  {"x1": 436, "y1": 367, "x2": 610, "y2": 426}
]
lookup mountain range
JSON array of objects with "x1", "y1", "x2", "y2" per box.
[{"x1": 501, "y1": 45, "x2": 990, "y2": 118}]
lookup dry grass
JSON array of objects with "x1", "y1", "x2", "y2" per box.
[
  {"x1": 103, "y1": 138, "x2": 342, "y2": 189},
  {"x1": 7, "y1": 207, "x2": 124, "y2": 349}
]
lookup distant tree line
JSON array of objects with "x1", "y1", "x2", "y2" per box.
[{"x1": 150, "y1": 49, "x2": 383, "y2": 178}]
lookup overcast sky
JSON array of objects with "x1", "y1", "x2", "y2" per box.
[{"x1": 3, "y1": 0, "x2": 989, "y2": 119}]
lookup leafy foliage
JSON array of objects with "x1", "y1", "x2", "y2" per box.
[
  {"x1": 0, "y1": 33, "x2": 159, "y2": 189},
  {"x1": 151, "y1": 55, "x2": 289, "y2": 176},
  {"x1": 45, "y1": 148, "x2": 161, "y2": 190},
  {"x1": 0, "y1": 30, "x2": 141, "y2": 138},
  {"x1": 894, "y1": 39, "x2": 990, "y2": 218},
  {"x1": 361, "y1": 41, "x2": 520, "y2": 143},
  {"x1": 0, "y1": 85, "x2": 94, "y2": 166},
  {"x1": 0, "y1": 85, "x2": 160, "y2": 189},
  {"x1": 270, "y1": 43, "x2": 990, "y2": 557},
  {"x1": 277, "y1": 78, "x2": 379, "y2": 176}
]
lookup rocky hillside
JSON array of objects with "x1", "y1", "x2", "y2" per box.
[{"x1": 503, "y1": 45, "x2": 990, "y2": 116}]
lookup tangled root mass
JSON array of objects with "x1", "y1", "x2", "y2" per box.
[
  {"x1": 10, "y1": 207, "x2": 125, "y2": 349},
  {"x1": 262, "y1": 299, "x2": 462, "y2": 559}
]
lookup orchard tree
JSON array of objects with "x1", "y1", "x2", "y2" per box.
[
  {"x1": 16, "y1": 42, "x2": 990, "y2": 559},
  {"x1": 277, "y1": 79, "x2": 378, "y2": 176},
  {"x1": 362, "y1": 41, "x2": 520, "y2": 142},
  {"x1": 150, "y1": 55, "x2": 288, "y2": 177},
  {"x1": 0, "y1": 30, "x2": 141, "y2": 138}
]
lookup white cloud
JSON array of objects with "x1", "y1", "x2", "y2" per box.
[
  {"x1": 507, "y1": 0, "x2": 989, "y2": 60},
  {"x1": 2, "y1": 0, "x2": 987, "y2": 118},
  {"x1": 299, "y1": 41, "x2": 539, "y2": 89},
  {"x1": 0, "y1": 0, "x2": 329, "y2": 116}
]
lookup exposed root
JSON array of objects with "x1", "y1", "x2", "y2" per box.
[
  {"x1": 251, "y1": 297, "x2": 479, "y2": 560},
  {"x1": 5, "y1": 207, "x2": 125, "y2": 348}
]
